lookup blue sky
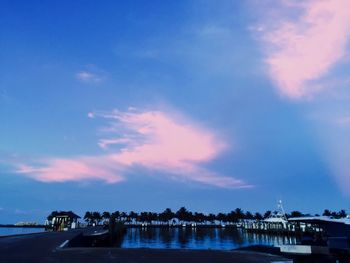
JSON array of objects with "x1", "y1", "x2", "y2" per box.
[{"x1": 1, "y1": 0, "x2": 350, "y2": 223}]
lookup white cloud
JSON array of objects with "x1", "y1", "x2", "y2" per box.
[{"x1": 76, "y1": 71, "x2": 103, "y2": 83}]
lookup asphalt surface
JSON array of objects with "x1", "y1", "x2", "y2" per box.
[{"x1": 0, "y1": 228, "x2": 293, "y2": 263}]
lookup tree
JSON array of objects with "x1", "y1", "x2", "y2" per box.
[
  {"x1": 263, "y1": 210, "x2": 272, "y2": 219},
  {"x1": 217, "y1": 213, "x2": 226, "y2": 223},
  {"x1": 338, "y1": 209, "x2": 346, "y2": 218},
  {"x1": 323, "y1": 209, "x2": 331, "y2": 216},
  {"x1": 290, "y1": 211, "x2": 303, "y2": 218},
  {"x1": 254, "y1": 212, "x2": 263, "y2": 221},
  {"x1": 207, "y1": 213, "x2": 216, "y2": 223},
  {"x1": 84, "y1": 211, "x2": 93, "y2": 225},
  {"x1": 176, "y1": 207, "x2": 189, "y2": 223},
  {"x1": 128, "y1": 211, "x2": 138, "y2": 223},
  {"x1": 139, "y1": 212, "x2": 148, "y2": 223},
  {"x1": 92, "y1": 211, "x2": 102, "y2": 225},
  {"x1": 245, "y1": 211, "x2": 254, "y2": 220},
  {"x1": 227, "y1": 211, "x2": 238, "y2": 223},
  {"x1": 159, "y1": 208, "x2": 174, "y2": 224},
  {"x1": 234, "y1": 208, "x2": 244, "y2": 220},
  {"x1": 112, "y1": 211, "x2": 120, "y2": 221},
  {"x1": 47, "y1": 211, "x2": 59, "y2": 221},
  {"x1": 194, "y1": 212, "x2": 205, "y2": 224},
  {"x1": 120, "y1": 212, "x2": 127, "y2": 221},
  {"x1": 102, "y1": 211, "x2": 111, "y2": 223}
]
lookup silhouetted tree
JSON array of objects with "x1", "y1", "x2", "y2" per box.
[
  {"x1": 194, "y1": 212, "x2": 205, "y2": 224},
  {"x1": 323, "y1": 209, "x2": 331, "y2": 216},
  {"x1": 207, "y1": 213, "x2": 216, "y2": 223},
  {"x1": 254, "y1": 212, "x2": 263, "y2": 220},
  {"x1": 92, "y1": 211, "x2": 102, "y2": 225},
  {"x1": 128, "y1": 211, "x2": 138, "y2": 223},
  {"x1": 290, "y1": 211, "x2": 303, "y2": 218},
  {"x1": 84, "y1": 211, "x2": 94, "y2": 225},
  {"x1": 102, "y1": 211, "x2": 111, "y2": 222},
  {"x1": 159, "y1": 208, "x2": 174, "y2": 224},
  {"x1": 263, "y1": 210, "x2": 272, "y2": 219},
  {"x1": 338, "y1": 209, "x2": 346, "y2": 218},
  {"x1": 176, "y1": 207, "x2": 189, "y2": 223},
  {"x1": 245, "y1": 211, "x2": 254, "y2": 220},
  {"x1": 47, "y1": 211, "x2": 59, "y2": 221},
  {"x1": 111, "y1": 211, "x2": 120, "y2": 221},
  {"x1": 234, "y1": 208, "x2": 244, "y2": 220},
  {"x1": 217, "y1": 213, "x2": 226, "y2": 223},
  {"x1": 120, "y1": 212, "x2": 127, "y2": 221}
]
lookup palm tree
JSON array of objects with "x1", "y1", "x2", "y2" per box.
[
  {"x1": 47, "y1": 211, "x2": 59, "y2": 221},
  {"x1": 159, "y1": 208, "x2": 174, "y2": 224},
  {"x1": 207, "y1": 213, "x2": 216, "y2": 224},
  {"x1": 338, "y1": 209, "x2": 346, "y2": 218},
  {"x1": 102, "y1": 211, "x2": 111, "y2": 223},
  {"x1": 227, "y1": 211, "x2": 238, "y2": 223},
  {"x1": 290, "y1": 211, "x2": 303, "y2": 218},
  {"x1": 217, "y1": 213, "x2": 226, "y2": 224},
  {"x1": 92, "y1": 211, "x2": 102, "y2": 225},
  {"x1": 263, "y1": 210, "x2": 272, "y2": 219},
  {"x1": 128, "y1": 211, "x2": 138, "y2": 224},
  {"x1": 323, "y1": 209, "x2": 331, "y2": 216},
  {"x1": 245, "y1": 211, "x2": 254, "y2": 220},
  {"x1": 194, "y1": 212, "x2": 205, "y2": 224},
  {"x1": 112, "y1": 211, "x2": 120, "y2": 221},
  {"x1": 235, "y1": 208, "x2": 244, "y2": 220},
  {"x1": 254, "y1": 212, "x2": 263, "y2": 221},
  {"x1": 176, "y1": 207, "x2": 189, "y2": 224},
  {"x1": 84, "y1": 211, "x2": 93, "y2": 225},
  {"x1": 139, "y1": 212, "x2": 148, "y2": 223},
  {"x1": 120, "y1": 212, "x2": 127, "y2": 221}
]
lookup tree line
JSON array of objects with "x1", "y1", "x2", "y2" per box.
[{"x1": 78, "y1": 207, "x2": 348, "y2": 226}]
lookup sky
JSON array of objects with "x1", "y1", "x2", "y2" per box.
[{"x1": 1, "y1": 0, "x2": 350, "y2": 223}]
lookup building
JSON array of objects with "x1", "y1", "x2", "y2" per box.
[{"x1": 47, "y1": 211, "x2": 80, "y2": 231}]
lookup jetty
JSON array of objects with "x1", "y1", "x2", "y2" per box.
[{"x1": 0, "y1": 227, "x2": 292, "y2": 263}]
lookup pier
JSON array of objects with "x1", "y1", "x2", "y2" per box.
[{"x1": 0, "y1": 228, "x2": 292, "y2": 263}]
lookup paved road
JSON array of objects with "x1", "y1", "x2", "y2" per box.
[{"x1": 0, "y1": 229, "x2": 293, "y2": 263}]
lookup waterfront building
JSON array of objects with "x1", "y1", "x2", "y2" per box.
[{"x1": 47, "y1": 211, "x2": 80, "y2": 231}]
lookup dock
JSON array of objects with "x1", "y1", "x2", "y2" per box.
[{"x1": 0, "y1": 228, "x2": 292, "y2": 263}]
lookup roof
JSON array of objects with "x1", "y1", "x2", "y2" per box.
[
  {"x1": 53, "y1": 211, "x2": 81, "y2": 219},
  {"x1": 288, "y1": 216, "x2": 350, "y2": 225},
  {"x1": 264, "y1": 217, "x2": 288, "y2": 223}
]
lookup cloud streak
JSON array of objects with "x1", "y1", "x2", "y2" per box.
[
  {"x1": 15, "y1": 108, "x2": 251, "y2": 189},
  {"x1": 76, "y1": 71, "x2": 103, "y2": 83},
  {"x1": 16, "y1": 157, "x2": 124, "y2": 184},
  {"x1": 253, "y1": 0, "x2": 350, "y2": 98}
]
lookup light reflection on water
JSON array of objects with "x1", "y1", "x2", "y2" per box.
[{"x1": 121, "y1": 227, "x2": 298, "y2": 250}]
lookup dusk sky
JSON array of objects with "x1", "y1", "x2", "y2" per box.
[{"x1": 1, "y1": 0, "x2": 350, "y2": 223}]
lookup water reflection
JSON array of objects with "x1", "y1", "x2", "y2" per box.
[{"x1": 121, "y1": 227, "x2": 298, "y2": 250}]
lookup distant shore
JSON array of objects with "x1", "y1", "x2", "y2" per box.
[{"x1": 0, "y1": 224, "x2": 46, "y2": 228}]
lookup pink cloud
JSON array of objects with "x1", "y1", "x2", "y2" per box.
[
  {"x1": 254, "y1": 0, "x2": 350, "y2": 98},
  {"x1": 16, "y1": 157, "x2": 124, "y2": 184},
  {"x1": 15, "y1": 108, "x2": 251, "y2": 188}
]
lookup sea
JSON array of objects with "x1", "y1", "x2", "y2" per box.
[
  {"x1": 0, "y1": 227, "x2": 45, "y2": 236},
  {"x1": 121, "y1": 227, "x2": 298, "y2": 250}
]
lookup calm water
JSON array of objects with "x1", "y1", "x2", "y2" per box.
[
  {"x1": 121, "y1": 227, "x2": 298, "y2": 250},
  {"x1": 0, "y1": 227, "x2": 45, "y2": 236}
]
